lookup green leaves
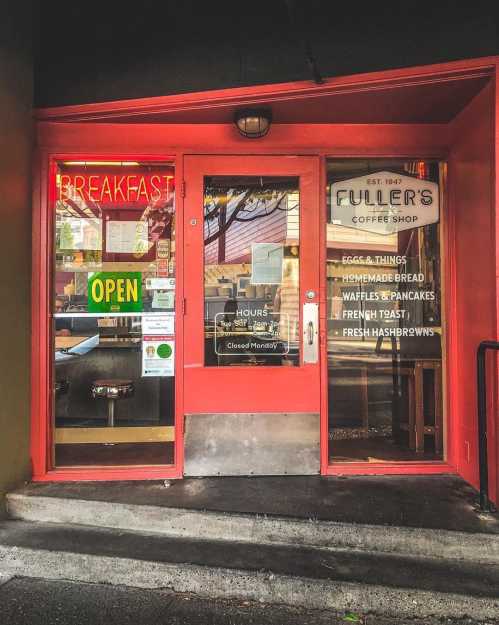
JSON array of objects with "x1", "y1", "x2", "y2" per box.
[{"x1": 343, "y1": 612, "x2": 362, "y2": 623}]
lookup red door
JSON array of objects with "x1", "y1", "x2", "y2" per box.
[{"x1": 183, "y1": 155, "x2": 321, "y2": 414}]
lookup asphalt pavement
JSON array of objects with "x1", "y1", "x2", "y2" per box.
[{"x1": 0, "y1": 576, "x2": 497, "y2": 625}]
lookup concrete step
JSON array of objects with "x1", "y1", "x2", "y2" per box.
[
  {"x1": 7, "y1": 489, "x2": 499, "y2": 565},
  {"x1": 0, "y1": 520, "x2": 498, "y2": 620}
]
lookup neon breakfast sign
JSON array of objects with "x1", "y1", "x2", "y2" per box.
[
  {"x1": 58, "y1": 172, "x2": 174, "y2": 204},
  {"x1": 330, "y1": 171, "x2": 439, "y2": 235}
]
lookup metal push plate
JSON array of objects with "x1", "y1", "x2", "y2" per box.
[{"x1": 303, "y1": 302, "x2": 319, "y2": 364}]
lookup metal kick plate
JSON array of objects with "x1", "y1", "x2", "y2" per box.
[
  {"x1": 303, "y1": 302, "x2": 319, "y2": 364},
  {"x1": 184, "y1": 413, "x2": 320, "y2": 476}
]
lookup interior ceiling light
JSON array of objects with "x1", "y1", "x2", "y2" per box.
[
  {"x1": 234, "y1": 109, "x2": 272, "y2": 138},
  {"x1": 62, "y1": 161, "x2": 140, "y2": 166}
]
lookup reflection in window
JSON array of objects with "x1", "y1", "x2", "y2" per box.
[
  {"x1": 53, "y1": 162, "x2": 176, "y2": 467},
  {"x1": 203, "y1": 176, "x2": 300, "y2": 367},
  {"x1": 326, "y1": 159, "x2": 444, "y2": 463}
]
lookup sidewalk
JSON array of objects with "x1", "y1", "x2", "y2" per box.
[
  {"x1": 12, "y1": 474, "x2": 499, "y2": 532},
  {"x1": 0, "y1": 577, "x2": 497, "y2": 625}
]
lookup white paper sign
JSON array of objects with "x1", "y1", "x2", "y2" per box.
[
  {"x1": 145, "y1": 277, "x2": 175, "y2": 290},
  {"x1": 251, "y1": 243, "x2": 283, "y2": 284},
  {"x1": 142, "y1": 313, "x2": 175, "y2": 335},
  {"x1": 142, "y1": 336, "x2": 174, "y2": 377},
  {"x1": 152, "y1": 291, "x2": 175, "y2": 309},
  {"x1": 330, "y1": 171, "x2": 439, "y2": 235},
  {"x1": 106, "y1": 220, "x2": 149, "y2": 254}
]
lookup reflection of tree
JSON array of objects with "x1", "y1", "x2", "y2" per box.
[
  {"x1": 59, "y1": 221, "x2": 75, "y2": 250},
  {"x1": 204, "y1": 188, "x2": 292, "y2": 246},
  {"x1": 140, "y1": 188, "x2": 175, "y2": 244}
]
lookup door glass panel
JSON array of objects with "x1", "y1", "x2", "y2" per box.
[
  {"x1": 326, "y1": 159, "x2": 444, "y2": 462},
  {"x1": 52, "y1": 160, "x2": 176, "y2": 466},
  {"x1": 204, "y1": 176, "x2": 300, "y2": 367}
]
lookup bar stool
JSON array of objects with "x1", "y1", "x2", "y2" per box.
[{"x1": 91, "y1": 379, "x2": 135, "y2": 427}]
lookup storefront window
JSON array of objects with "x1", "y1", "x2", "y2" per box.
[
  {"x1": 204, "y1": 176, "x2": 300, "y2": 367},
  {"x1": 52, "y1": 161, "x2": 176, "y2": 466},
  {"x1": 326, "y1": 159, "x2": 444, "y2": 462}
]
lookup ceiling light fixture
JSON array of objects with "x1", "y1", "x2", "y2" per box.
[{"x1": 234, "y1": 109, "x2": 272, "y2": 139}]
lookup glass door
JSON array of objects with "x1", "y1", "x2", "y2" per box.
[{"x1": 183, "y1": 156, "x2": 320, "y2": 474}]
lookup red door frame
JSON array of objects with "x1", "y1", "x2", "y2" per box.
[
  {"x1": 183, "y1": 155, "x2": 320, "y2": 416},
  {"x1": 30, "y1": 56, "x2": 499, "y2": 489}
]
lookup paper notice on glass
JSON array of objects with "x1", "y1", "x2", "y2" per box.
[
  {"x1": 156, "y1": 239, "x2": 171, "y2": 260},
  {"x1": 106, "y1": 221, "x2": 149, "y2": 254},
  {"x1": 59, "y1": 217, "x2": 102, "y2": 251},
  {"x1": 142, "y1": 336, "x2": 174, "y2": 377},
  {"x1": 142, "y1": 313, "x2": 174, "y2": 335},
  {"x1": 156, "y1": 259, "x2": 169, "y2": 277},
  {"x1": 152, "y1": 290, "x2": 175, "y2": 309},
  {"x1": 251, "y1": 243, "x2": 283, "y2": 284},
  {"x1": 145, "y1": 277, "x2": 175, "y2": 290}
]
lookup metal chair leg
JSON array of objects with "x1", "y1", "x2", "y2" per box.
[{"x1": 107, "y1": 398, "x2": 115, "y2": 427}]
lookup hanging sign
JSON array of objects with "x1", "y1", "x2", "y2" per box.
[
  {"x1": 88, "y1": 271, "x2": 142, "y2": 313},
  {"x1": 330, "y1": 171, "x2": 439, "y2": 235},
  {"x1": 142, "y1": 336, "x2": 175, "y2": 377}
]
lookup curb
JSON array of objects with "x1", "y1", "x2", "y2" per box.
[{"x1": 0, "y1": 544, "x2": 498, "y2": 620}]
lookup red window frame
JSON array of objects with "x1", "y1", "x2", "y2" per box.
[{"x1": 31, "y1": 153, "x2": 184, "y2": 481}]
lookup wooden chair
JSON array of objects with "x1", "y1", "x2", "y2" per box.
[
  {"x1": 413, "y1": 359, "x2": 443, "y2": 453},
  {"x1": 395, "y1": 359, "x2": 443, "y2": 453}
]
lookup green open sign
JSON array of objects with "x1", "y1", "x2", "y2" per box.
[{"x1": 88, "y1": 272, "x2": 142, "y2": 313}]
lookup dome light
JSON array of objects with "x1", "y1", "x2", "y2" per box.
[{"x1": 234, "y1": 109, "x2": 272, "y2": 138}]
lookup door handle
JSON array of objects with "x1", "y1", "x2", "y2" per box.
[
  {"x1": 307, "y1": 320, "x2": 314, "y2": 345},
  {"x1": 303, "y1": 302, "x2": 319, "y2": 364}
]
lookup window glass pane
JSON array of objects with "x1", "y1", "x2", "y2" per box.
[
  {"x1": 53, "y1": 161, "x2": 176, "y2": 466},
  {"x1": 326, "y1": 159, "x2": 444, "y2": 462},
  {"x1": 204, "y1": 176, "x2": 300, "y2": 367}
]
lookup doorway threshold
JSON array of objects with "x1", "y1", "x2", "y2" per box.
[{"x1": 8, "y1": 474, "x2": 498, "y2": 534}]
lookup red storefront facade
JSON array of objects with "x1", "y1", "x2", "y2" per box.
[{"x1": 30, "y1": 56, "x2": 499, "y2": 505}]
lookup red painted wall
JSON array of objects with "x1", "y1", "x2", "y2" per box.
[
  {"x1": 31, "y1": 58, "x2": 499, "y2": 482},
  {"x1": 448, "y1": 82, "x2": 497, "y2": 501}
]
